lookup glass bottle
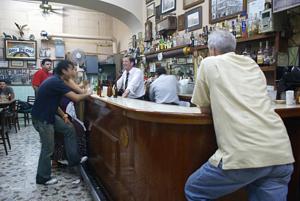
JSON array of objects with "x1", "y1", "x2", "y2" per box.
[
  {"x1": 190, "y1": 32, "x2": 195, "y2": 47},
  {"x1": 235, "y1": 15, "x2": 242, "y2": 38},
  {"x1": 263, "y1": 40, "x2": 270, "y2": 65},
  {"x1": 257, "y1": 42, "x2": 264, "y2": 65},
  {"x1": 107, "y1": 82, "x2": 113, "y2": 97},
  {"x1": 97, "y1": 79, "x2": 102, "y2": 97},
  {"x1": 113, "y1": 84, "x2": 118, "y2": 98}
]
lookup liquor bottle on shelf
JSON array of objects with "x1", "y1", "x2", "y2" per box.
[
  {"x1": 257, "y1": 42, "x2": 264, "y2": 65},
  {"x1": 190, "y1": 32, "x2": 195, "y2": 47},
  {"x1": 242, "y1": 47, "x2": 251, "y2": 58},
  {"x1": 241, "y1": 15, "x2": 248, "y2": 39},
  {"x1": 231, "y1": 20, "x2": 236, "y2": 37},
  {"x1": 235, "y1": 15, "x2": 242, "y2": 38},
  {"x1": 263, "y1": 40, "x2": 271, "y2": 65}
]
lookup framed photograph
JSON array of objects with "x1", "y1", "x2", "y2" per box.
[
  {"x1": 177, "y1": 14, "x2": 185, "y2": 31},
  {"x1": 185, "y1": 6, "x2": 202, "y2": 32},
  {"x1": 183, "y1": 0, "x2": 204, "y2": 10},
  {"x1": 27, "y1": 61, "x2": 37, "y2": 69},
  {"x1": 4, "y1": 40, "x2": 37, "y2": 60},
  {"x1": 161, "y1": 0, "x2": 176, "y2": 14},
  {"x1": 146, "y1": 0, "x2": 153, "y2": 3},
  {"x1": 210, "y1": 0, "x2": 247, "y2": 24},
  {"x1": 0, "y1": 60, "x2": 9, "y2": 68},
  {"x1": 147, "y1": 2, "x2": 155, "y2": 19},
  {"x1": 11, "y1": 60, "x2": 24, "y2": 68},
  {"x1": 145, "y1": 21, "x2": 153, "y2": 42},
  {"x1": 155, "y1": 5, "x2": 161, "y2": 21}
]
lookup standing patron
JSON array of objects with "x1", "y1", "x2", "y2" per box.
[
  {"x1": 149, "y1": 67, "x2": 180, "y2": 105},
  {"x1": 185, "y1": 30, "x2": 294, "y2": 201},
  {"x1": 32, "y1": 58, "x2": 52, "y2": 96},
  {"x1": 116, "y1": 56, "x2": 145, "y2": 99},
  {"x1": 32, "y1": 60, "x2": 90, "y2": 185}
]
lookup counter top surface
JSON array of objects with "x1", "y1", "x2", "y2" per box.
[
  {"x1": 91, "y1": 94, "x2": 201, "y2": 115},
  {"x1": 91, "y1": 95, "x2": 300, "y2": 114}
]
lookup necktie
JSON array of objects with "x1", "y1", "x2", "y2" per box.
[{"x1": 124, "y1": 72, "x2": 129, "y2": 89}]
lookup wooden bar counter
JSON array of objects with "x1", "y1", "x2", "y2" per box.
[{"x1": 84, "y1": 95, "x2": 300, "y2": 201}]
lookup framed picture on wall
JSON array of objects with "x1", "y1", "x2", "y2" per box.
[
  {"x1": 185, "y1": 6, "x2": 202, "y2": 32},
  {"x1": 4, "y1": 40, "x2": 37, "y2": 60},
  {"x1": 11, "y1": 60, "x2": 24, "y2": 68},
  {"x1": 27, "y1": 61, "x2": 37, "y2": 69},
  {"x1": 161, "y1": 0, "x2": 176, "y2": 14},
  {"x1": 177, "y1": 14, "x2": 185, "y2": 31},
  {"x1": 147, "y1": 2, "x2": 155, "y2": 19},
  {"x1": 183, "y1": 0, "x2": 204, "y2": 10},
  {"x1": 209, "y1": 0, "x2": 246, "y2": 23},
  {"x1": 0, "y1": 60, "x2": 8, "y2": 68}
]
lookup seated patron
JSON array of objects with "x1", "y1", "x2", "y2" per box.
[
  {"x1": 116, "y1": 56, "x2": 145, "y2": 99},
  {"x1": 184, "y1": 30, "x2": 294, "y2": 201},
  {"x1": 0, "y1": 79, "x2": 15, "y2": 99},
  {"x1": 149, "y1": 68, "x2": 180, "y2": 105}
]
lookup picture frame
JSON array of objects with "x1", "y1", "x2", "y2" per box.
[
  {"x1": 0, "y1": 60, "x2": 9, "y2": 68},
  {"x1": 177, "y1": 14, "x2": 185, "y2": 31},
  {"x1": 147, "y1": 2, "x2": 155, "y2": 19},
  {"x1": 161, "y1": 0, "x2": 176, "y2": 14},
  {"x1": 144, "y1": 21, "x2": 153, "y2": 42},
  {"x1": 4, "y1": 40, "x2": 37, "y2": 60},
  {"x1": 209, "y1": 0, "x2": 247, "y2": 24},
  {"x1": 185, "y1": 6, "x2": 202, "y2": 32},
  {"x1": 155, "y1": 5, "x2": 161, "y2": 21},
  {"x1": 11, "y1": 60, "x2": 24, "y2": 68},
  {"x1": 183, "y1": 0, "x2": 204, "y2": 10},
  {"x1": 27, "y1": 60, "x2": 37, "y2": 69}
]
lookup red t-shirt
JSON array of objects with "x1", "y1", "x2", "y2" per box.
[{"x1": 32, "y1": 69, "x2": 52, "y2": 87}]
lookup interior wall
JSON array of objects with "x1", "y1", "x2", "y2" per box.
[{"x1": 0, "y1": 0, "x2": 134, "y2": 65}]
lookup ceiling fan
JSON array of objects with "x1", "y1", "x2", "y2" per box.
[
  {"x1": 39, "y1": 0, "x2": 63, "y2": 15},
  {"x1": 12, "y1": 0, "x2": 64, "y2": 16}
]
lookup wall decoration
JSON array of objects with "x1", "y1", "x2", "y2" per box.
[
  {"x1": 210, "y1": 0, "x2": 246, "y2": 24},
  {"x1": 0, "y1": 68, "x2": 31, "y2": 85},
  {"x1": 4, "y1": 40, "x2": 37, "y2": 60},
  {"x1": 185, "y1": 6, "x2": 202, "y2": 32},
  {"x1": 147, "y1": 2, "x2": 155, "y2": 19},
  {"x1": 161, "y1": 0, "x2": 176, "y2": 14},
  {"x1": 0, "y1": 60, "x2": 9, "y2": 68},
  {"x1": 145, "y1": 21, "x2": 153, "y2": 42},
  {"x1": 27, "y1": 61, "x2": 37, "y2": 69},
  {"x1": 177, "y1": 14, "x2": 185, "y2": 31},
  {"x1": 183, "y1": 0, "x2": 204, "y2": 10},
  {"x1": 155, "y1": 5, "x2": 161, "y2": 21},
  {"x1": 11, "y1": 60, "x2": 24, "y2": 68}
]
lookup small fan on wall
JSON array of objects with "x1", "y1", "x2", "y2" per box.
[{"x1": 70, "y1": 49, "x2": 86, "y2": 72}]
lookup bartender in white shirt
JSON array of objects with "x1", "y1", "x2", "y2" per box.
[
  {"x1": 116, "y1": 56, "x2": 145, "y2": 99},
  {"x1": 149, "y1": 67, "x2": 180, "y2": 105}
]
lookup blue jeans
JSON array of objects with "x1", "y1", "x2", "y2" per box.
[
  {"x1": 32, "y1": 115, "x2": 80, "y2": 183},
  {"x1": 185, "y1": 161, "x2": 293, "y2": 201}
]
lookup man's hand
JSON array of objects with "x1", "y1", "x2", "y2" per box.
[
  {"x1": 122, "y1": 89, "x2": 130, "y2": 98},
  {"x1": 62, "y1": 114, "x2": 71, "y2": 124}
]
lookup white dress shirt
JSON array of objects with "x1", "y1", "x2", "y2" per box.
[
  {"x1": 149, "y1": 74, "x2": 180, "y2": 104},
  {"x1": 117, "y1": 67, "x2": 145, "y2": 99}
]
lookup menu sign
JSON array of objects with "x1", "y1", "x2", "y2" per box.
[{"x1": 4, "y1": 40, "x2": 37, "y2": 60}]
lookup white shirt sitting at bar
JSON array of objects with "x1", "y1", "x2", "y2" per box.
[{"x1": 149, "y1": 68, "x2": 180, "y2": 105}]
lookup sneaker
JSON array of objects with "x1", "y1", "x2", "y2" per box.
[
  {"x1": 36, "y1": 178, "x2": 58, "y2": 185},
  {"x1": 80, "y1": 156, "x2": 88, "y2": 164}
]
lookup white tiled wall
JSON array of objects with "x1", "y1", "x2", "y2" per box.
[{"x1": 11, "y1": 86, "x2": 34, "y2": 101}]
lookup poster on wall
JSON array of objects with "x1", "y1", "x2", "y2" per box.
[
  {"x1": 4, "y1": 40, "x2": 37, "y2": 60},
  {"x1": 0, "y1": 68, "x2": 32, "y2": 85}
]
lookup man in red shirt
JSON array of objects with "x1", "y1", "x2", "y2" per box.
[{"x1": 32, "y1": 58, "x2": 52, "y2": 96}]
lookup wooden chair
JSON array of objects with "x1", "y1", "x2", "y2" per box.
[
  {"x1": 4, "y1": 100, "x2": 20, "y2": 133},
  {"x1": 0, "y1": 112, "x2": 11, "y2": 155},
  {"x1": 17, "y1": 97, "x2": 34, "y2": 127}
]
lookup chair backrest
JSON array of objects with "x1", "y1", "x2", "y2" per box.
[{"x1": 27, "y1": 96, "x2": 35, "y2": 105}]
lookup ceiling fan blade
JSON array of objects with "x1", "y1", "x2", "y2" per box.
[{"x1": 50, "y1": 10, "x2": 67, "y2": 16}]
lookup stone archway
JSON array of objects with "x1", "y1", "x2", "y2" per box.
[{"x1": 32, "y1": 0, "x2": 143, "y2": 32}]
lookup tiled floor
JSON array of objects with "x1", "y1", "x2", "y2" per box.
[{"x1": 0, "y1": 124, "x2": 93, "y2": 201}]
